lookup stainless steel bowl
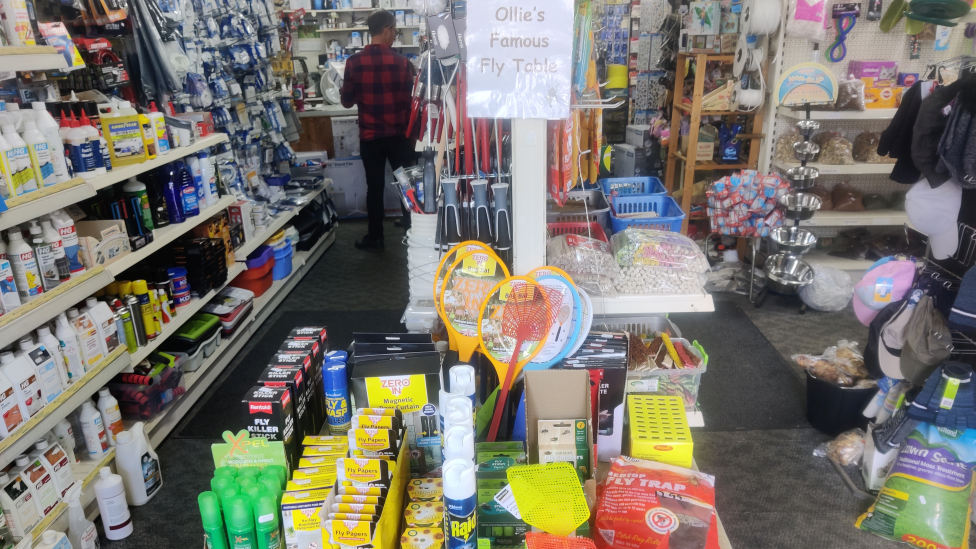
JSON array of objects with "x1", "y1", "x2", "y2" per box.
[
  {"x1": 769, "y1": 226, "x2": 817, "y2": 256},
  {"x1": 789, "y1": 178, "x2": 816, "y2": 190},
  {"x1": 793, "y1": 141, "x2": 820, "y2": 162},
  {"x1": 779, "y1": 192, "x2": 822, "y2": 220},
  {"x1": 763, "y1": 253, "x2": 814, "y2": 295},
  {"x1": 796, "y1": 119, "x2": 820, "y2": 137},
  {"x1": 786, "y1": 165, "x2": 820, "y2": 182}
]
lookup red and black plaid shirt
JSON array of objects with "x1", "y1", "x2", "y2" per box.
[{"x1": 340, "y1": 44, "x2": 414, "y2": 141}]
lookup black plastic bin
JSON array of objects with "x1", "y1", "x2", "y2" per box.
[{"x1": 806, "y1": 373, "x2": 876, "y2": 436}]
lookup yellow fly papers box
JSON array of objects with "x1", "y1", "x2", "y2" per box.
[
  {"x1": 286, "y1": 469, "x2": 337, "y2": 492},
  {"x1": 281, "y1": 488, "x2": 330, "y2": 549},
  {"x1": 303, "y1": 435, "x2": 349, "y2": 446},
  {"x1": 323, "y1": 519, "x2": 377, "y2": 548},
  {"x1": 303, "y1": 444, "x2": 348, "y2": 457},
  {"x1": 626, "y1": 395, "x2": 693, "y2": 469},
  {"x1": 339, "y1": 485, "x2": 388, "y2": 497},
  {"x1": 332, "y1": 503, "x2": 381, "y2": 515}
]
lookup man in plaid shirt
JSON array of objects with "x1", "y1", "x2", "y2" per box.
[{"x1": 341, "y1": 10, "x2": 416, "y2": 250}]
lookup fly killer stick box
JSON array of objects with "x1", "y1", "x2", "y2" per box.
[
  {"x1": 269, "y1": 350, "x2": 320, "y2": 433},
  {"x1": 242, "y1": 386, "x2": 298, "y2": 471},
  {"x1": 349, "y1": 351, "x2": 441, "y2": 477},
  {"x1": 258, "y1": 366, "x2": 309, "y2": 465},
  {"x1": 279, "y1": 340, "x2": 326, "y2": 432}
]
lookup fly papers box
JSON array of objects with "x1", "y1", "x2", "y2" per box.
[
  {"x1": 279, "y1": 340, "x2": 325, "y2": 433},
  {"x1": 270, "y1": 351, "x2": 319, "y2": 434},
  {"x1": 242, "y1": 386, "x2": 298, "y2": 471},
  {"x1": 258, "y1": 367, "x2": 309, "y2": 465},
  {"x1": 349, "y1": 352, "x2": 442, "y2": 478}
]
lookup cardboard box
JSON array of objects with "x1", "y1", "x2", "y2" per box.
[
  {"x1": 228, "y1": 201, "x2": 255, "y2": 246},
  {"x1": 523, "y1": 370, "x2": 594, "y2": 480},
  {"x1": 862, "y1": 424, "x2": 898, "y2": 491},
  {"x1": 350, "y1": 353, "x2": 442, "y2": 477},
  {"x1": 559, "y1": 363, "x2": 626, "y2": 461},
  {"x1": 191, "y1": 211, "x2": 235, "y2": 267},
  {"x1": 863, "y1": 85, "x2": 902, "y2": 109},
  {"x1": 331, "y1": 116, "x2": 361, "y2": 160},
  {"x1": 241, "y1": 386, "x2": 297, "y2": 471},
  {"x1": 257, "y1": 367, "x2": 309, "y2": 465},
  {"x1": 280, "y1": 339, "x2": 325, "y2": 432},
  {"x1": 281, "y1": 488, "x2": 330, "y2": 549},
  {"x1": 625, "y1": 125, "x2": 652, "y2": 148},
  {"x1": 271, "y1": 351, "x2": 321, "y2": 434},
  {"x1": 76, "y1": 220, "x2": 132, "y2": 269}
]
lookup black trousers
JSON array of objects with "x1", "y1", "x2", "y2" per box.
[{"x1": 359, "y1": 135, "x2": 417, "y2": 239}]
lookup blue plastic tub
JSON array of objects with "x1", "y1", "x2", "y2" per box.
[
  {"x1": 246, "y1": 245, "x2": 274, "y2": 270},
  {"x1": 609, "y1": 195, "x2": 685, "y2": 233},
  {"x1": 599, "y1": 177, "x2": 666, "y2": 197},
  {"x1": 272, "y1": 240, "x2": 293, "y2": 280}
]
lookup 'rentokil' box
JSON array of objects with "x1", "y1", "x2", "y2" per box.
[
  {"x1": 279, "y1": 340, "x2": 325, "y2": 433},
  {"x1": 257, "y1": 367, "x2": 308, "y2": 466},
  {"x1": 242, "y1": 386, "x2": 297, "y2": 471}
]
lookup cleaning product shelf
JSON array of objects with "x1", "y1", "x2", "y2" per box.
[
  {"x1": 88, "y1": 133, "x2": 230, "y2": 192},
  {"x1": 106, "y1": 195, "x2": 238, "y2": 277},
  {"x1": 776, "y1": 107, "x2": 897, "y2": 120},
  {"x1": 285, "y1": 7, "x2": 413, "y2": 12},
  {"x1": 0, "y1": 46, "x2": 68, "y2": 72},
  {"x1": 233, "y1": 181, "x2": 331, "y2": 260},
  {"x1": 28, "y1": 448, "x2": 116, "y2": 547},
  {"x1": 798, "y1": 209, "x2": 911, "y2": 227},
  {"x1": 0, "y1": 347, "x2": 129, "y2": 467},
  {"x1": 0, "y1": 267, "x2": 114, "y2": 350},
  {"x1": 316, "y1": 25, "x2": 419, "y2": 31},
  {"x1": 588, "y1": 292, "x2": 715, "y2": 316},
  {"x1": 0, "y1": 178, "x2": 95, "y2": 232},
  {"x1": 772, "y1": 160, "x2": 894, "y2": 175},
  {"x1": 139, "y1": 227, "x2": 336, "y2": 446}
]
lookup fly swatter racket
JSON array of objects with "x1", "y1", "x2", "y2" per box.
[
  {"x1": 440, "y1": 249, "x2": 511, "y2": 362},
  {"x1": 524, "y1": 274, "x2": 582, "y2": 371},
  {"x1": 433, "y1": 241, "x2": 496, "y2": 352},
  {"x1": 527, "y1": 266, "x2": 576, "y2": 286},
  {"x1": 477, "y1": 277, "x2": 556, "y2": 441}
]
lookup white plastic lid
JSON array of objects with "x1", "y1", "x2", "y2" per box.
[
  {"x1": 98, "y1": 387, "x2": 111, "y2": 397},
  {"x1": 86, "y1": 297, "x2": 98, "y2": 308},
  {"x1": 0, "y1": 125, "x2": 13, "y2": 135},
  {"x1": 34, "y1": 438, "x2": 48, "y2": 450},
  {"x1": 67, "y1": 308, "x2": 79, "y2": 319},
  {"x1": 0, "y1": 473, "x2": 9, "y2": 484},
  {"x1": 28, "y1": 221, "x2": 41, "y2": 235},
  {"x1": 0, "y1": 352, "x2": 13, "y2": 364},
  {"x1": 37, "y1": 326, "x2": 51, "y2": 336},
  {"x1": 119, "y1": 101, "x2": 132, "y2": 109},
  {"x1": 99, "y1": 467, "x2": 112, "y2": 479},
  {"x1": 41, "y1": 531, "x2": 56, "y2": 544},
  {"x1": 18, "y1": 337, "x2": 32, "y2": 350},
  {"x1": 15, "y1": 455, "x2": 29, "y2": 466},
  {"x1": 115, "y1": 431, "x2": 132, "y2": 445},
  {"x1": 23, "y1": 119, "x2": 37, "y2": 130},
  {"x1": 32, "y1": 102, "x2": 46, "y2": 110}
]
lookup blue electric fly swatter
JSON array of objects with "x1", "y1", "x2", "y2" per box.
[{"x1": 524, "y1": 274, "x2": 582, "y2": 370}]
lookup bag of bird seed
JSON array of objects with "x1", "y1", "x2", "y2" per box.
[{"x1": 856, "y1": 423, "x2": 976, "y2": 549}]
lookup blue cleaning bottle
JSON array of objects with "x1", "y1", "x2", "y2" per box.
[
  {"x1": 173, "y1": 160, "x2": 199, "y2": 218},
  {"x1": 156, "y1": 164, "x2": 185, "y2": 224}
]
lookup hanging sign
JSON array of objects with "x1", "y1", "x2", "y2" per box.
[
  {"x1": 212, "y1": 430, "x2": 288, "y2": 469},
  {"x1": 773, "y1": 62, "x2": 838, "y2": 106},
  {"x1": 465, "y1": 0, "x2": 574, "y2": 119}
]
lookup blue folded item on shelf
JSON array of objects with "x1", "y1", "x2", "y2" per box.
[{"x1": 908, "y1": 361, "x2": 976, "y2": 431}]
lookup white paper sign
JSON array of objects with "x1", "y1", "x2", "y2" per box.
[{"x1": 465, "y1": 0, "x2": 574, "y2": 119}]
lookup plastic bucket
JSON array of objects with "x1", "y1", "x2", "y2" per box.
[
  {"x1": 272, "y1": 241, "x2": 294, "y2": 280},
  {"x1": 806, "y1": 373, "x2": 875, "y2": 436}
]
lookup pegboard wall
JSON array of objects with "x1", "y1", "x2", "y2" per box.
[{"x1": 767, "y1": 4, "x2": 975, "y2": 235}]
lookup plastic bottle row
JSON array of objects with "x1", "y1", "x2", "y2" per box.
[
  {"x1": 199, "y1": 465, "x2": 287, "y2": 549},
  {"x1": 0, "y1": 210, "x2": 85, "y2": 312}
]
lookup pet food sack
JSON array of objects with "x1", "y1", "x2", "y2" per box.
[
  {"x1": 856, "y1": 423, "x2": 976, "y2": 549},
  {"x1": 595, "y1": 456, "x2": 721, "y2": 549}
]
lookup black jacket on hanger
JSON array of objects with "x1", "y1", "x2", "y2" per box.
[
  {"x1": 879, "y1": 81, "x2": 923, "y2": 184},
  {"x1": 913, "y1": 80, "x2": 964, "y2": 188}
]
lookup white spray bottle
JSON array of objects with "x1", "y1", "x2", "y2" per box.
[
  {"x1": 55, "y1": 312, "x2": 87, "y2": 382},
  {"x1": 30, "y1": 103, "x2": 69, "y2": 183},
  {"x1": 443, "y1": 458, "x2": 477, "y2": 549},
  {"x1": 1, "y1": 116, "x2": 38, "y2": 195},
  {"x1": 66, "y1": 486, "x2": 98, "y2": 549}
]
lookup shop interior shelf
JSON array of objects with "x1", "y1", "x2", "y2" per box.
[
  {"x1": 0, "y1": 46, "x2": 68, "y2": 71},
  {"x1": 88, "y1": 133, "x2": 230, "y2": 192},
  {"x1": 772, "y1": 160, "x2": 894, "y2": 175},
  {"x1": 798, "y1": 209, "x2": 911, "y2": 228},
  {"x1": 27, "y1": 449, "x2": 116, "y2": 547},
  {"x1": 0, "y1": 178, "x2": 95, "y2": 232},
  {"x1": 0, "y1": 347, "x2": 129, "y2": 467},
  {"x1": 137, "y1": 227, "x2": 336, "y2": 446},
  {"x1": 316, "y1": 25, "x2": 419, "y2": 31},
  {"x1": 803, "y1": 249, "x2": 874, "y2": 277},
  {"x1": 284, "y1": 7, "x2": 413, "y2": 12},
  {"x1": 233, "y1": 181, "x2": 331, "y2": 260},
  {"x1": 0, "y1": 267, "x2": 114, "y2": 350},
  {"x1": 106, "y1": 194, "x2": 238, "y2": 277},
  {"x1": 776, "y1": 106, "x2": 897, "y2": 120},
  {"x1": 588, "y1": 292, "x2": 715, "y2": 316}
]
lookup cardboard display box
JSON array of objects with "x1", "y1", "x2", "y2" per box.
[
  {"x1": 523, "y1": 370, "x2": 594, "y2": 481},
  {"x1": 76, "y1": 219, "x2": 133, "y2": 269}
]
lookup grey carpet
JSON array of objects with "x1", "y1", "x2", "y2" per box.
[{"x1": 669, "y1": 301, "x2": 809, "y2": 431}]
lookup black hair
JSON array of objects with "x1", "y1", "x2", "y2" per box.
[{"x1": 367, "y1": 10, "x2": 396, "y2": 36}]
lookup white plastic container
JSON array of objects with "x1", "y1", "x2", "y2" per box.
[
  {"x1": 13, "y1": 455, "x2": 59, "y2": 517},
  {"x1": 40, "y1": 220, "x2": 71, "y2": 287},
  {"x1": 0, "y1": 254, "x2": 21, "y2": 316},
  {"x1": 31, "y1": 103, "x2": 70, "y2": 183},
  {"x1": 198, "y1": 151, "x2": 217, "y2": 207},
  {"x1": 0, "y1": 352, "x2": 44, "y2": 418},
  {"x1": 185, "y1": 155, "x2": 208, "y2": 209},
  {"x1": 35, "y1": 327, "x2": 68, "y2": 391},
  {"x1": 78, "y1": 401, "x2": 108, "y2": 458},
  {"x1": 93, "y1": 467, "x2": 132, "y2": 540},
  {"x1": 35, "y1": 530, "x2": 70, "y2": 549},
  {"x1": 29, "y1": 440, "x2": 74, "y2": 500},
  {"x1": 19, "y1": 342, "x2": 64, "y2": 406},
  {"x1": 65, "y1": 116, "x2": 94, "y2": 180},
  {"x1": 443, "y1": 458, "x2": 477, "y2": 549},
  {"x1": 114, "y1": 422, "x2": 161, "y2": 505},
  {"x1": 66, "y1": 486, "x2": 98, "y2": 549},
  {"x1": 0, "y1": 472, "x2": 41, "y2": 539},
  {"x1": 88, "y1": 301, "x2": 119, "y2": 356},
  {"x1": 71, "y1": 312, "x2": 105, "y2": 369},
  {"x1": 52, "y1": 418, "x2": 79, "y2": 465},
  {"x1": 147, "y1": 102, "x2": 169, "y2": 155},
  {"x1": 21, "y1": 117, "x2": 56, "y2": 188},
  {"x1": 56, "y1": 312, "x2": 87, "y2": 382},
  {"x1": 0, "y1": 369, "x2": 28, "y2": 439},
  {"x1": 448, "y1": 365, "x2": 477, "y2": 408},
  {"x1": 0, "y1": 129, "x2": 16, "y2": 199},
  {"x1": 1, "y1": 118, "x2": 38, "y2": 194},
  {"x1": 97, "y1": 388, "x2": 123, "y2": 447},
  {"x1": 443, "y1": 425, "x2": 475, "y2": 462},
  {"x1": 29, "y1": 221, "x2": 60, "y2": 292},
  {"x1": 7, "y1": 228, "x2": 43, "y2": 302},
  {"x1": 48, "y1": 210, "x2": 85, "y2": 276}
]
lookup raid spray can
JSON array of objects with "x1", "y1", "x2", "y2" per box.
[
  {"x1": 443, "y1": 459, "x2": 477, "y2": 549},
  {"x1": 324, "y1": 359, "x2": 351, "y2": 434},
  {"x1": 449, "y1": 364, "x2": 477, "y2": 411}
]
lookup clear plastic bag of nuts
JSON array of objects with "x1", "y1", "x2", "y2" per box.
[
  {"x1": 775, "y1": 129, "x2": 804, "y2": 164},
  {"x1": 614, "y1": 266, "x2": 707, "y2": 294}
]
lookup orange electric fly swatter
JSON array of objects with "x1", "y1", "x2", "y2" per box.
[
  {"x1": 477, "y1": 277, "x2": 557, "y2": 441},
  {"x1": 434, "y1": 241, "x2": 497, "y2": 352},
  {"x1": 440, "y1": 249, "x2": 511, "y2": 362}
]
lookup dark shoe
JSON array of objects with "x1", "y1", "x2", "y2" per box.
[{"x1": 355, "y1": 234, "x2": 384, "y2": 250}]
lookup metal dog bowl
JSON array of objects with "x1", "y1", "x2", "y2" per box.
[
  {"x1": 779, "y1": 192, "x2": 822, "y2": 220},
  {"x1": 769, "y1": 226, "x2": 817, "y2": 256},
  {"x1": 786, "y1": 165, "x2": 820, "y2": 183},
  {"x1": 763, "y1": 253, "x2": 814, "y2": 295},
  {"x1": 793, "y1": 141, "x2": 820, "y2": 162},
  {"x1": 796, "y1": 120, "x2": 820, "y2": 137}
]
